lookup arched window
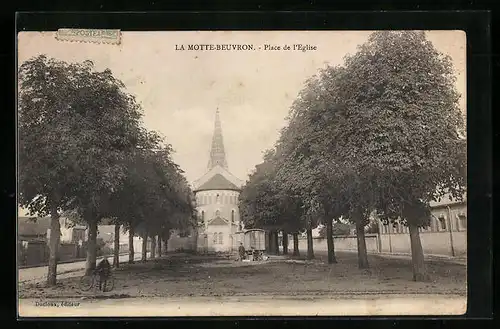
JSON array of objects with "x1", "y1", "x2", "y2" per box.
[
  {"x1": 218, "y1": 232, "x2": 223, "y2": 244},
  {"x1": 213, "y1": 233, "x2": 218, "y2": 244},
  {"x1": 238, "y1": 223, "x2": 242, "y2": 231},
  {"x1": 215, "y1": 210, "x2": 220, "y2": 217},
  {"x1": 231, "y1": 210, "x2": 235, "y2": 223},
  {"x1": 201, "y1": 210, "x2": 205, "y2": 222},
  {"x1": 216, "y1": 194, "x2": 220, "y2": 203}
]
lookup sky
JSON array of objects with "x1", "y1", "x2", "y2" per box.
[{"x1": 17, "y1": 30, "x2": 466, "y2": 215}]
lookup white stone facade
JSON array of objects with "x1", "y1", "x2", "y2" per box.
[{"x1": 195, "y1": 189, "x2": 243, "y2": 252}]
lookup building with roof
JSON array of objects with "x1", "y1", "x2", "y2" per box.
[
  {"x1": 193, "y1": 109, "x2": 244, "y2": 252},
  {"x1": 18, "y1": 216, "x2": 51, "y2": 242}
]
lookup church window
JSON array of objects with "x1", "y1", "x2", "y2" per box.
[
  {"x1": 215, "y1": 210, "x2": 220, "y2": 217},
  {"x1": 218, "y1": 232, "x2": 223, "y2": 244},
  {"x1": 201, "y1": 210, "x2": 205, "y2": 222},
  {"x1": 216, "y1": 194, "x2": 220, "y2": 203},
  {"x1": 231, "y1": 210, "x2": 235, "y2": 223},
  {"x1": 238, "y1": 223, "x2": 242, "y2": 231}
]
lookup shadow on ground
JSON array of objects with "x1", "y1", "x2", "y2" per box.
[{"x1": 19, "y1": 252, "x2": 466, "y2": 299}]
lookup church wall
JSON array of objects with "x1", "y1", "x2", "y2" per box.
[
  {"x1": 195, "y1": 189, "x2": 242, "y2": 252},
  {"x1": 195, "y1": 189, "x2": 241, "y2": 228}
]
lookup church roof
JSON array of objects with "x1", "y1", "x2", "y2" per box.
[
  {"x1": 194, "y1": 173, "x2": 241, "y2": 192},
  {"x1": 208, "y1": 216, "x2": 229, "y2": 225}
]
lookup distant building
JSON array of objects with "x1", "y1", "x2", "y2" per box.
[
  {"x1": 18, "y1": 216, "x2": 51, "y2": 242},
  {"x1": 192, "y1": 109, "x2": 244, "y2": 252},
  {"x1": 378, "y1": 193, "x2": 467, "y2": 234},
  {"x1": 59, "y1": 217, "x2": 86, "y2": 244}
]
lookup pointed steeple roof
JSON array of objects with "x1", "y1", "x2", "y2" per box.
[{"x1": 207, "y1": 108, "x2": 228, "y2": 170}]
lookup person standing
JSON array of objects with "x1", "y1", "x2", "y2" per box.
[{"x1": 238, "y1": 243, "x2": 246, "y2": 261}]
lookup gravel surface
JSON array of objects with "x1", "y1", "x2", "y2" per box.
[{"x1": 18, "y1": 252, "x2": 466, "y2": 299}]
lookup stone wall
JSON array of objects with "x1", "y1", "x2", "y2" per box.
[{"x1": 292, "y1": 231, "x2": 466, "y2": 258}]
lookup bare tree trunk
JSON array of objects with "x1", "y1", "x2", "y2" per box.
[
  {"x1": 273, "y1": 230, "x2": 279, "y2": 255},
  {"x1": 113, "y1": 223, "x2": 120, "y2": 268},
  {"x1": 306, "y1": 228, "x2": 314, "y2": 260},
  {"x1": 128, "y1": 224, "x2": 135, "y2": 264},
  {"x1": 163, "y1": 238, "x2": 168, "y2": 254},
  {"x1": 150, "y1": 235, "x2": 156, "y2": 260},
  {"x1": 267, "y1": 231, "x2": 273, "y2": 254},
  {"x1": 282, "y1": 231, "x2": 288, "y2": 255},
  {"x1": 266, "y1": 232, "x2": 272, "y2": 253},
  {"x1": 46, "y1": 205, "x2": 61, "y2": 286},
  {"x1": 85, "y1": 219, "x2": 98, "y2": 275},
  {"x1": 326, "y1": 219, "x2": 337, "y2": 264},
  {"x1": 355, "y1": 220, "x2": 369, "y2": 269},
  {"x1": 157, "y1": 235, "x2": 162, "y2": 257},
  {"x1": 292, "y1": 233, "x2": 300, "y2": 256},
  {"x1": 163, "y1": 229, "x2": 171, "y2": 254},
  {"x1": 141, "y1": 232, "x2": 148, "y2": 262},
  {"x1": 408, "y1": 221, "x2": 429, "y2": 281}
]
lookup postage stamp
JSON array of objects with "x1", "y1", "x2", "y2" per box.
[{"x1": 55, "y1": 29, "x2": 121, "y2": 45}]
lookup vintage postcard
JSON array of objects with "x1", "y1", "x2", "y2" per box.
[{"x1": 17, "y1": 30, "x2": 467, "y2": 317}]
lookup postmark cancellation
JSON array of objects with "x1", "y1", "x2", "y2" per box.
[{"x1": 55, "y1": 29, "x2": 121, "y2": 45}]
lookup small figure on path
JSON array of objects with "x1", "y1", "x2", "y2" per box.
[
  {"x1": 238, "y1": 243, "x2": 246, "y2": 261},
  {"x1": 96, "y1": 256, "x2": 111, "y2": 291}
]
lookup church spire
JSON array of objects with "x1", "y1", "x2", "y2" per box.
[{"x1": 207, "y1": 108, "x2": 228, "y2": 170}]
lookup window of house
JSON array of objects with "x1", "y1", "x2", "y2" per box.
[
  {"x1": 231, "y1": 210, "x2": 235, "y2": 223},
  {"x1": 438, "y1": 216, "x2": 447, "y2": 230},
  {"x1": 218, "y1": 232, "x2": 223, "y2": 244},
  {"x1": 458, "y1": 214, "x2": 467, "y2": 229}
]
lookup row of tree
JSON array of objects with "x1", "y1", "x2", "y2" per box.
[
  {"x1": 239, "y1": 31, "x2": 466, "y2": 281},
  {"x1": 18, "y1": 55, "x2": 195, "y2": 285}
]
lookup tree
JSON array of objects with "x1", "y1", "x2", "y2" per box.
[
  {"x1": 273, "y1": 74, "x2": 349, "y2": 264},
  {"x1": 110, "y1": 140, "x2": 195, "y2": 263},
  {"x1": 329, "y1": 31, "x2": 466, "y2": 280},
  {"x1": 19, "y1": 55, "x2": 147, "y2": 277},
  {"x1": 239, "y1": 149, "x2": 305, "y2": 256}
]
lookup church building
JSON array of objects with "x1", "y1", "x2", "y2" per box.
[{"x1": 193, "y1": 109, "x2": 244, "y2": 252}]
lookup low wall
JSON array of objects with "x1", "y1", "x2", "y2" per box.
[
  {"x1": 18, "y1": 241, "x2": 79, "y2": 267},
  {"x1": 379, "y1": 231, "x2": 466, "y2": 257},
  {"x1": 167, "y1": 235, "x2": 197, "y2": 252},
  {"x1": 293, "y1": 231, "x2": 466, "y2": 258},
  {"x1": 296, "y1": 235, "x2": 379, "y2": 253}
]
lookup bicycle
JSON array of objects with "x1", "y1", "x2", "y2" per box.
[{"x1": 79, "y1": 269, "x2": 115, "y2": 292}]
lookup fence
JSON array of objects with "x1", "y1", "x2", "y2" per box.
[{"x1": 18, "y1": 240, "x2": 81, "y2": 267}]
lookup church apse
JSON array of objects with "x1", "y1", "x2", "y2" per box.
[{"x1": 193, "y1": 109, "x2": 243, "y2": 253}]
